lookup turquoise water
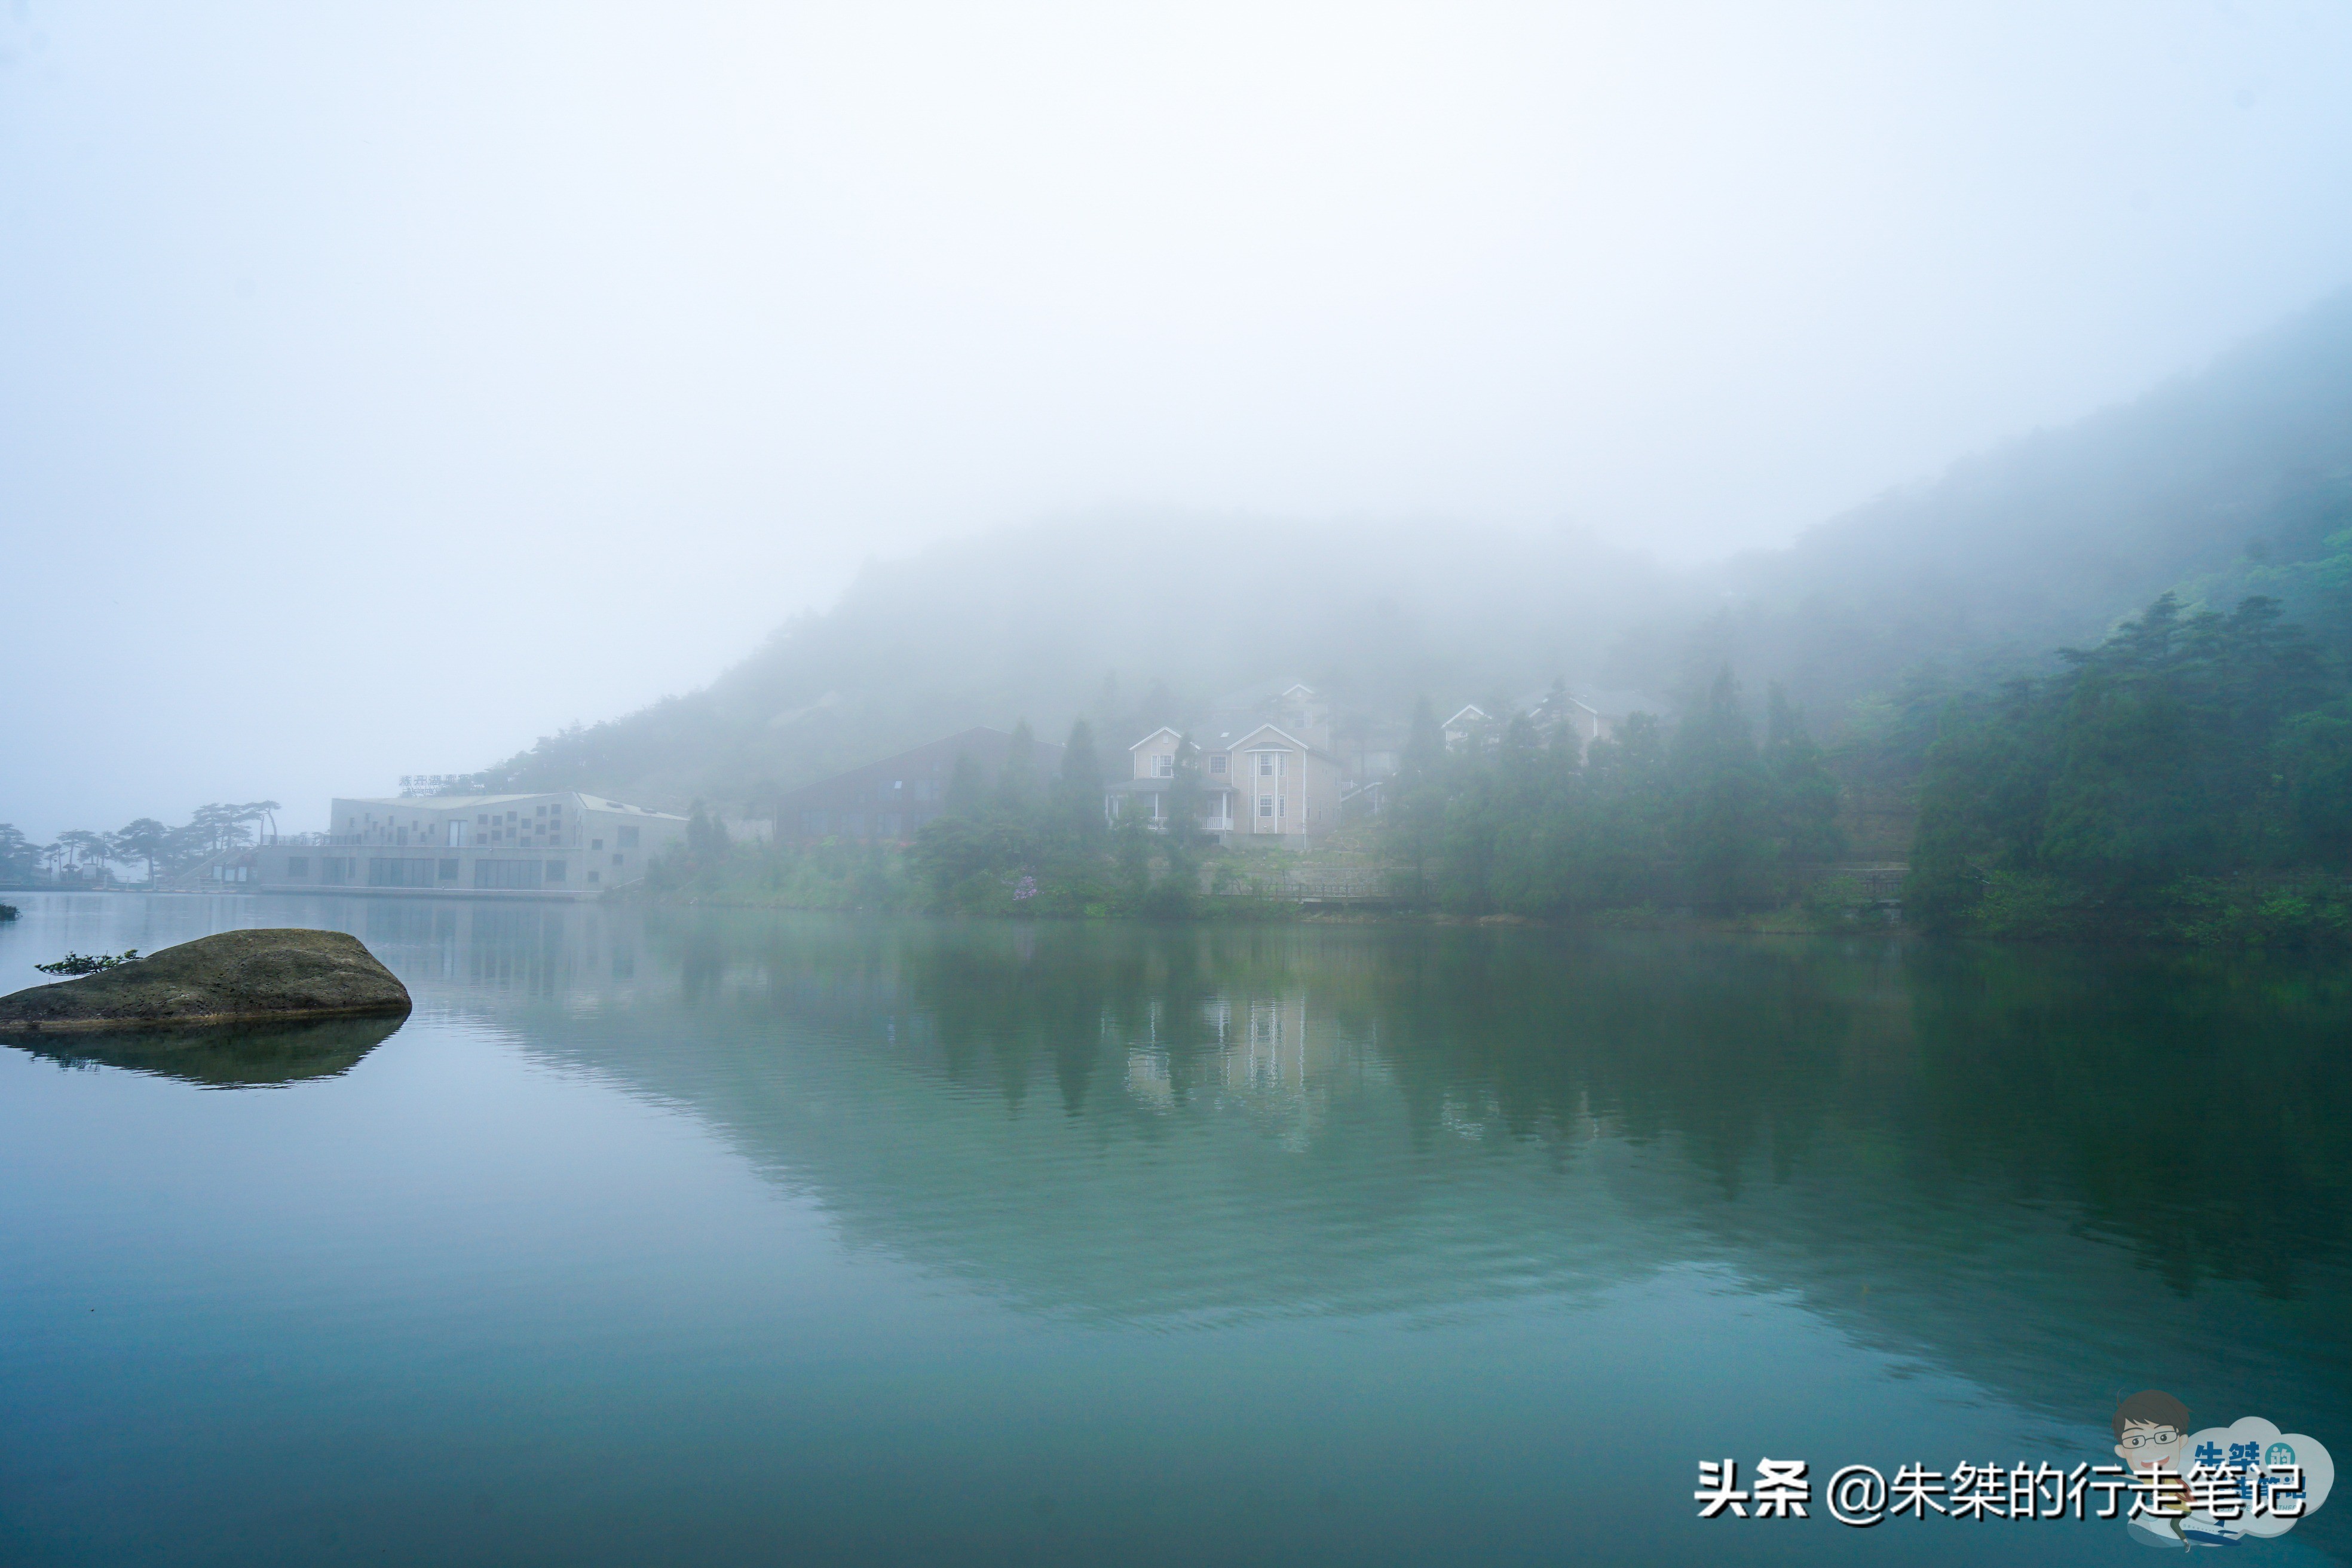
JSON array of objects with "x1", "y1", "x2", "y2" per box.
[{"x1": 1, "y1": 893, "x2": 2345, "y2": 1566}]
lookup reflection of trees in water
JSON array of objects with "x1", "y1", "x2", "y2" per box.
[
  {"x1": 1900, "y1": 945, "x2": 2352, "y2": 1301},
  {"x1": 623, "y1": 915, "x2": 2352, "y2": 1303},
  {"x1": 332, "y1": 902, "x2": 2352, "y2": 1451},
  {"x1": 1316, "y1": 933, "x2": 2352, "y2": 1304}
]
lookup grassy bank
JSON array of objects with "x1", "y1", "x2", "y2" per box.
[{"x1": 1927, "y1": 869, "x2": 2352, "y2": 948}]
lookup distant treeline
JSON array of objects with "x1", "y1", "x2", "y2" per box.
[
  {"x1": 0, "y1": 803, "x2": 281, "y2": 887},
  {"x1": 1385, "y1": 679, "x2": 1845, "y2": 916},
  {"x1": 645, "y1": 569, "x2": 2352, "y2": 946},
  {"x1": 644, "y1": 682, "x2": 1860, "y2": 924},
  {"x1": 646, "y1": 721, "x2": 1238, "y2": 918}
]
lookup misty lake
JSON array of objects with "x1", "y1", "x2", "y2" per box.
[{"x1": 2, "y1": 895, "x2": 2345, "y2": 1567}]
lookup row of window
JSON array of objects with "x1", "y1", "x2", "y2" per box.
[
  {"x1": 1148, "y1": 752, "x2": 1272, "y2": 778},
  {"x1": 289, "y1": 856, "x2": 608, "y2": 888}
]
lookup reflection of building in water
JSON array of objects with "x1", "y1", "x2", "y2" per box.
[
  {"x1": 1125, "y1": 989, "x2": 1337, "y2": 1147},
  {"x1": 282, "y1": 896, "x2": 653, "y2": 1001}
]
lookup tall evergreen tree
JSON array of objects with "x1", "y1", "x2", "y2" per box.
[
  {"x1": 1056, "y1": 718, "x2": 1107, "y2": 845},
  {"x1": 944, "y1": 752, "x2": 987, "y2": 818},
  {"x1": 1762, "y1": 684, "x2": 1843, "y2": 863},
  {"x1": 1389, "y1": 696, "x2": 1450, "y2": 901},
  {"x1": 997, "y1": 719, "x2": 1040, "y2": 813},
  {"x1": 0, "y1": 824, "x2": 38, "y2": 884},
  {"x1": 112, "y1": 819, "x2": 171, "y2": 885},
  {"x1": 1670, "y1": 669, "x2": 1769, "y2": 907}
]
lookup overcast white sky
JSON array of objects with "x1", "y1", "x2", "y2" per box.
[{"x1": 5, "y1": 0, "x2": 2352, "y2": 840}]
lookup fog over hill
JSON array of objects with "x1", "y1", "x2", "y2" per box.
[
  {"x1": 494, "y1": 293, "x2": 2352, "y2": 811},
  {"x1": 1687, "y1": 290, "x2": 2352, "y2": 716}
]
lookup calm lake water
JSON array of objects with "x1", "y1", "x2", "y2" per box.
[{"x1": 2, "y1": 893, "x2": 2345, "y2": 1566}]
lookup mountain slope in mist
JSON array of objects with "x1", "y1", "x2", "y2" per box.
[
  {"x1": 491, "y1": 520, "x2": 1677, "y2": 807},
  {"x1": 1673, "y1": 291, "x2": 2352, "y2": 716},
  {"x1": 493, "y1": 292, "x2": 2352, "y2": 811}
]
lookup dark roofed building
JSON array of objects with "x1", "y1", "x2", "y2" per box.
[{"x1": 772, "y1": 727, "x2": 1064, "y2": 844}]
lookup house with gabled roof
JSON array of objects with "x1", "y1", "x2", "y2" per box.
[
  {"x1": 1107, "y1": 688, "x2": 1345, "y2": 847},
  {"x1": 1444, "y1": 688, "x2": 1662, "y2": 754}
]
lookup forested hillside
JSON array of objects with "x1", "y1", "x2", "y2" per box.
[
  {"x1": 489, "y1": 293, "x2": 2352, "y2": 816},
  {"x1": 488, "y1": 522, "x2": 1679, "y2": 808},
  {"x1": 1906, "y1": 582, "x2": 2352, "y2": 941},
  {"x1": 1655, "y1": 292, "x2": 2352, "y2": 720}
]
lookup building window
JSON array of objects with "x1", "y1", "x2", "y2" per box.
[
  {"x1": 589, "y1": 870, "x2": 600, "y2": 883},
  {"x1": 545, "y1": 860, "x2": 566, "y2": 882},
  {"x1": 286, "y1": 856, "x2": 309, "y2": 877},
  {"x1": 438, "y1": 859, "x2": 458, "y2": 881},
  {"x1": 475, "y1": 859, "x2": 543, "y2": 890},
  {"x1": 612, "y1": 852, "x2": 624, "y2": 866},
  {"x1": 617, "y1": 827, "x2": 639, "y2": 849},
  {"x1": 1153, "y1": 755, "x2": 1174, "y2": 778},
  {"x1": 1257, "y1": 755, "x2": 1275, "y2": 777},
  {"x1": 1209, "y1": 755, "x2": 1226, "y2": 774},
  {"x1": 592, "y1": 838, "x2": 604, "y2": 850},
  {"x1": 1258, "y1": 795, "x2": 1274, "y2": 818}
]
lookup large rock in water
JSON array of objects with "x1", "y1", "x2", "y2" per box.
[{"x1": 0, "y1": 928, "x2": 411, "y2": 1033}]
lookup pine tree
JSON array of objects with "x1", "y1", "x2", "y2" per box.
[
  {"x1": 1763, "y1": 684, "x2": 1843, "y2": 864},
  {"x1": 944, "y1": 752, "x2": 986, "y2": 818},
  {"x1": 1056, "y1": 718, "x2": 1107, "y2": 846},
  {"x1": 997, "y1": 719, "x2": 1040, "y2": 814}
]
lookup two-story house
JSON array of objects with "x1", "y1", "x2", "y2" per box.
[{"x1": 1107, "y1": 722, "x2": 1343, "y2": 847}]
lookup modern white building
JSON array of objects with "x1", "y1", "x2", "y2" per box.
[{"x1": 242, "y1": 792, "x2": 688, "y2": 899}]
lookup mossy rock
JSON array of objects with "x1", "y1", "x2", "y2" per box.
[{"x1": 0, "y1": 928, "x2": 411, "y2": 1033}]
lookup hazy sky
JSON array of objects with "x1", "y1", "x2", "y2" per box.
[{"x1": 5, "y1": 1, "x2": 2352, "y2": 838}]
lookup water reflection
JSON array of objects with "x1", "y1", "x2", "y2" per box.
[
  {"x1": 2, "y1": 1012, "x2": 405, "y2": 1088},
  {"x1": 4, "y1": 894, "x2": 2347, "y2": 1509},
  {"x1": 538, "y1": 914, "x2": 2350, "y2": 1472}
]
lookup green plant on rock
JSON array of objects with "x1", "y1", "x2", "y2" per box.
[{"x1": 35, "y1": 949, "x2": 141, "y2": 976}]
